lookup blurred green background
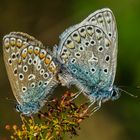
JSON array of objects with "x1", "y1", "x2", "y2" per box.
[{"x1": 0, "y1": 0, "x2": 140, "y2": 139}]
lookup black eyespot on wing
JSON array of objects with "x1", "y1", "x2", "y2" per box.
[
  {"x1": 73, "y1": 33, "x2": 78, "y2": 37},
  {"x1": 96, "y1": 29, "x2": 101, "y2": 33},
  {"x1": 90, "y1": 40, "x2": 95, "y2": 45},
  {"x1": 104, "y1": 69, "x2": 108, "y2": 73},
  {"x1": 14, "y1": 69, "x2": 17, "y2": 74},
  {"x1": 108, "y1": 33, "x2": 112, "y2": 37},
  {"x1": 67, "y1": 40, "x2": 72, "y2": 44},
  {"x1": 80, "y1": 28, "x2": 85, "y2": 33},
  {"x1": 105, "y1": 56, "x2": 110, "y2": 61}
]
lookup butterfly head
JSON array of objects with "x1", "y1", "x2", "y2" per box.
[
  {"x1": 16, "y1": 102, "x2": 43, "y2": 116},
  {"x1": 110, "y1": 86, "x2": 120, "y2": 101}
]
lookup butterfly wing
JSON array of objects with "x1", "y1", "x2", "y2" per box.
[
  {"x1": 3, "y1": 32, "x2": 59, "y2": 105},
  {"x1": 82, "y1": 8, "x2": 118, "y2": 85},
  {"x1": 56, "y1": 8, "x2": 117, "y2": 94}
]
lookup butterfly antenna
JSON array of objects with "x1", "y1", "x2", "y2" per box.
[
  {"x1": 6, "y1": 97, "x2": 17, "y2": 103},
  {"x1": 119, "y1": 88, "x2": 138, "y2": 98},
  {"x1": 0, "y1": 97, "x2": 16, "y2": 104}
]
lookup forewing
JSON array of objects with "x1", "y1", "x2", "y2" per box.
[
  {"x1": 82, "y1": 8, "x2": 118, "y2": 84},
  {"x1": 3, "y1": 32, "x2": 59, "y2": 104}
]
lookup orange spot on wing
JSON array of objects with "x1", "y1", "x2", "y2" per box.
[
  {"x1": 48, "y1": 66, "x2": 56, "y2": 73},
  {"x1": 34, "y1": 50, "x2": 39, "y2": 55},
  {"x1": 21, "y1": 53, "x2": 27, "y2": 58},
  {"x1": 45, "y1": 58, "x2": 51, "y2": 65},
  {"x1": 28, "y1": 49, "x2": 33, "y2": 54},
  {"x1": 39, "y1": 53, "x2": 45, "y2": 59}
]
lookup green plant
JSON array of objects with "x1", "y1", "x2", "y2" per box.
[{"x1": 6, "y1": 91, "x2": 89, "y2": 140}]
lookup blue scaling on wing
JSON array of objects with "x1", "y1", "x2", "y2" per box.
[
  {"x1": 3, "y1": 32, "x2": 59, "y2": 116},
  {"x1": 55, "y1": 8, "x2": 120, "y2": 109}
]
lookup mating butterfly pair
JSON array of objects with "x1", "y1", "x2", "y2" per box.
[{"x1": 3, "y1": 8, "x2": 120, "y2": 116}]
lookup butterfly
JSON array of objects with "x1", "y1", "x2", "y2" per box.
[
  {"x1": 54, "y1": 8, "x2": 120, "y2": 112},
  {"x1": 3, "y1": 32, "x2": 59, "y2": 116}
]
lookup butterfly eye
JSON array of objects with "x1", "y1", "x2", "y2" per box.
[
  {"x1": 15, "y1": 105, "x2": 20, "y2": 112},
  {"x1": 111, "y1": 87, "x2": 120, "y2": 100},
  {"x1": 112, "y1": 91, "x2": 116, "y2": 97}
]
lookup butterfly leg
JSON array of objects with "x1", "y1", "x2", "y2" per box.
[
  {"x1": 90, "y1": 100, "x2": 102, "y2": 116},
  {"x1": 70, "y1": 89, "x2": 84, "y2": 101},
  {"x1": 20, "y1": 113, "x2": 25, "y2": 122},
  {"x1": 87, "y1": 100, "x2": 96, "y2": 110},
  {"x1": 30, "y1": 115, "x2": 35, "y2": 124}
]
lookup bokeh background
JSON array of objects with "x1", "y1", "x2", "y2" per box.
[{"x1": 0, "y1": 0, "x2": 140, "y2": 139}]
